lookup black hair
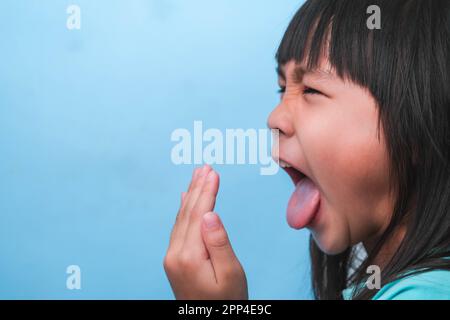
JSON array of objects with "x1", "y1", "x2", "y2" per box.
[{"x1": 276, "y1": 0, "x2": 450, "y2": 299}]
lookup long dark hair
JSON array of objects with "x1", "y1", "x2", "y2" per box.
[{"x1": 276, "y1": 0, "x2": 450, "y2": 299}]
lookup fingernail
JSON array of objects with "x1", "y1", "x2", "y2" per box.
[
  {"x1": 199, "y1": 164, "x2": 209, "y2": 177},
  {"x1": 206, "y1": 170, "x2": 216, "y2": 182},
  {"x1": 203, "y1": 212, "x2": 220, "y2": 230}
]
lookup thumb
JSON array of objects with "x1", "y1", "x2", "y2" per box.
[{"x1": 201, "y1": 212, "x2": 239, "y2": 279}]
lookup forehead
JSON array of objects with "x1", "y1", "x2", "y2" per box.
[{"x1": 277, "y1": 60, "x2": 335, "y2": 82}]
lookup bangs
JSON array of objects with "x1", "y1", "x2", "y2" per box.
[{"x1": 276, "y1": 0, "x2": 420, "y2": 89}]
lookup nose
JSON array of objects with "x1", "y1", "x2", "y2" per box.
[{"x1": 267, "y1": 100, "x2": 295, "y2": 138}]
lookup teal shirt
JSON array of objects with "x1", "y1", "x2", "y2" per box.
[{"x1": 342, "y1": 270, "x2": 450, "y2": 300}]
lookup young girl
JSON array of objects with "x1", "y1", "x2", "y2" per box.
[{"x1": 163, "y1": 0, "x2": 450, "y2": 299}]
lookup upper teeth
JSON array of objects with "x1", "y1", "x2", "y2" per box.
[{"x1": 279, "y1": 160, "x2": 291, "y2": 168}]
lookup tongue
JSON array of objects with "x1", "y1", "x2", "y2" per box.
[{"x1": 287, "y1": 176, "x2": 320, "y2": 229}]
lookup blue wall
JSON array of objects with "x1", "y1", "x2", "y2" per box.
[{"x1": 0, "y1": 0, "x2": 312, "y2": 299}]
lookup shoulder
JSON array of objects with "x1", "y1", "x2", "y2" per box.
[{"x1": 373, "y1": 269, "x2": 450, "y2": 300}]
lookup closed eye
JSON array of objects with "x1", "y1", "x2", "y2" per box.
[
  {"x1": 303, "y1": 86, "x2": 322, "y2": 95},
  {"x1": 278, "y1": 86, "x2": 322, "y2": 96}
]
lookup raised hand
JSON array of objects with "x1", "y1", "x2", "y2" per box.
[{"x1": 163, "y1": 165, "x2": 248, "y2": 300}]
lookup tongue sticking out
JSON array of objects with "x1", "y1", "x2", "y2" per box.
[{"x1": 287, "y1": 176, "x2": 321, "y2": 229}]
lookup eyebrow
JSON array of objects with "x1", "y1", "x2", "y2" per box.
[{"x1": 277, "y1": 65, "x2": 335, "y2": 82}]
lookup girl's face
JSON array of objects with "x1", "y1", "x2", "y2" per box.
[{"x1": 268, "y1": 59, "x2": 395, "y2": 255}]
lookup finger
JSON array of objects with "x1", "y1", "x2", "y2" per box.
[
  {"x1": 187, "y1": 167, "x2": 201, "y2": 193},
  {"x1": 183, "y1": 170, "x2": 220, "y2": 255},
  {"x1": 194, "y1": 170, "x2": 220, "y2": 217},
  {"x1": 180, "y1": 192, "x2": 187, "y2": 211},
  {"x1": 168, "y1": 167, "x2": 201, "y2": 252},
  {"x1": 177, "y1": 167, "x2": 201, "y2": 222},
  {"x1": 169, "y1": 165, "x2": 211, "y2": 252},
  {"x1": 168, "y1": 192, "x2": 188, "y2": 250},
  {"x1": 201, "y1": 212, "x2": 241, "y2": 283},
  {"x1": 172, "y1": 167, "x2": 201, "y2": 235},
  {"x1": 182, "y1": 165, "x2": 212, "y2": 218}
]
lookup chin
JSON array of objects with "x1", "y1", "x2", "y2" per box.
[{"x1": 311, "y1": 231, "x2": 350, "y2": 255}]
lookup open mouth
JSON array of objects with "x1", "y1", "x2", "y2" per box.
[
  {"x1": 278, "y1": 160, "x2": 307, "y2": 185},
  {"x1": 278, "y1": 159, "x2": 321, "y2": 230}
]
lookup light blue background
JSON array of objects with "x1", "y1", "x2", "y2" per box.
[{"x1": 0, "y1": 0, "x2": 312, "y2": 299}]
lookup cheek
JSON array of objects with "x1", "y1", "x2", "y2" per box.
[
  {"x1": 333, "y1": 127, "x2": 389, "y2": 199},
  {"x1": 299, "y1": 95, "x2": 393, "y2": 243},
  {"x1": 306, "y1": 109, "x2": 389, "y2": 197},
  {"x1": 332, "y1": 136, "x2": 391, "y2": 240}
]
